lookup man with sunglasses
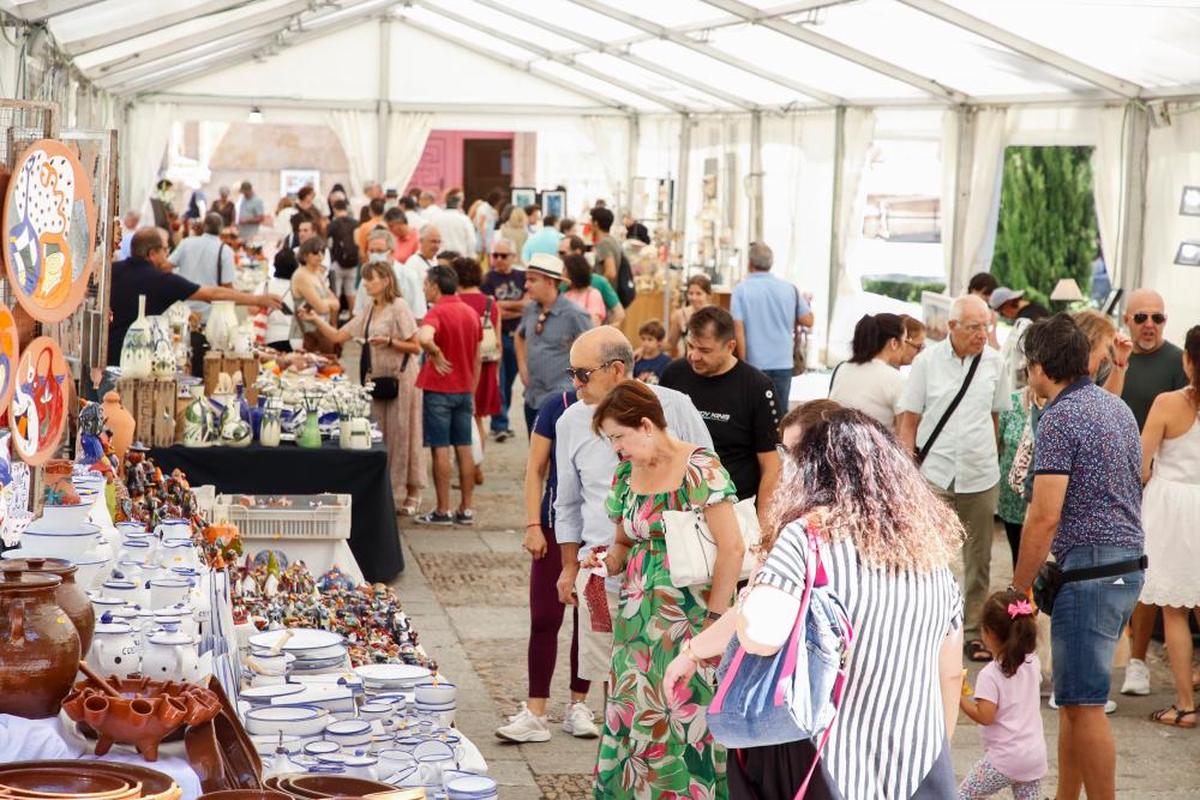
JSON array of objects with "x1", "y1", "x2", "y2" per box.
[
  {"x1": 1118, "y1": 288, "x2": 1189, "y2": 698},
  {"x1": 514, "y1": 253, "x2": 593, "y2": 437},
  {"x1": 481, "y1": 238, "x2": 527, "y2": 441}
]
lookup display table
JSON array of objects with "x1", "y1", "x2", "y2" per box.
[{"x1": 151, "y1": 442, "x2": 404, "y2": 582}]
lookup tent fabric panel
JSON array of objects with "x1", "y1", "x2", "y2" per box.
[
  {"x1": 533, "y1": 61, "x2": 674, "y2": 113},
  {"x1": 491, "y1": 0, "x2": 645, "y2": 41},
  {"x1": 629, "y1": 39, "x2": 821, "y2": 107},
  {"x1": 597, "y1": 0, "x2": 737, "y2": 29},
  {"x1": 396, "y1": 6, "x2": 549, "y2": 63},
  {"x1": 421, "y1": 0, "x2": 584, "y2": 52},
  {"x1": 573, "y1": 52, "x2": 729, "y2": 111}
]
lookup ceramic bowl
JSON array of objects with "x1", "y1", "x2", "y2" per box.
[
  {"x1": 445, "y1": 773, "x2": 499, "y2": 800},
  {"x1": 20, "y1": 527, "x2": 102, "y2": 560},
  {"x1": 35, "y1": 503, "x2": 94, "y2": 528},
  {"x1": 277, "y1": 774, "x2": 396, "y2": 799},
  {"x1": 0, "y1": 762, "x2": 177, "y2": 800},
  {"x1": 303, "y1": 740, "x2": 341, "y2": 756},
  {"x1": 357, "y1": 701, "x2": 393, "y2": 721},
  {"x1": 376, "y1": 748, "x2": 418, "y2": 776},
  {"x1": 243, "y1": 704, "x2": 329, "y2": 737},
  {"x1": 0, "y1": 768, "x2": 136, "y2": 799},
  {"x1": 323, "y1": 718, "x2": 372, "y2": 747},
  {"x1": 413, "y1": 681, "x2": 456, "y2": 705},
  {"x1": 196, "y1": 792, "x2": 292, "y2": 800}
]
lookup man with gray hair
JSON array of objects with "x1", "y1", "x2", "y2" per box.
[
  {"x1": 355, "y1": 226, "x2": 426, "y2": 319},
  {"x1": 358, "y1": 181, "x2": 382, "y2": 223},
  {"x1": 898, "y1": 294, "x2": 1011, "y2": 663},
  {"x1": 169, "y1": 212, "x2": 235, "y2": 320},
  {"x1": 433, "y1": 187, "x2": 477, "y2": 256},
  {"x1": 731, "y1": 241, "x2": 814, "y2": 407}
]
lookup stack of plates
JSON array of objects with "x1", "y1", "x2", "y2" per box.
[
  {"x1": 249, "y1": 629, "x2": 347, "y2": 673},
  {"x1": 445, "y1": 774, "x2": 499, "y2": 800},
  {"x1": 352, "y1": 663, "x2": 432, "y2": 691}
]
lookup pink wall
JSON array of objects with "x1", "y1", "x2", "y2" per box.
[{"x1": 406, "y1": 130, "x2": 513, "y2": 196}]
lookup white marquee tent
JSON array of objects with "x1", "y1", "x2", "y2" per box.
[{"x1": 2, "y1": 0, "x2": 1199, "y2": 354}]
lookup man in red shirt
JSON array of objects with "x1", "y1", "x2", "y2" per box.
[{"x1": 415, "y1": 263, "x2": 483, "y2": 526}]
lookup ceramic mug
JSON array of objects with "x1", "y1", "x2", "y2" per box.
[
  {"x1": 155, "y1": 518, "x2": 192, "y2": 542},
  {"x1": 149, "y1": 577, "x2": 193, "y2": 609}
]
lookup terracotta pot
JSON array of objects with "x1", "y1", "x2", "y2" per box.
[
  {"x1": 5, "y1": 557, "x2": 96, "y2": 654},
  {"x1": 281, "y1": 776, "x2": 397, "y2": 799},
  {"x1": 0, "y1": 768, "x2": 132, "y2": 799},
  {"x1": 197, "y1": 792, "x2": 292, "y2": 800},
  {"x1": 0, "y1": 761, "x2": 176, "y2": 800},
  {"x1": 0, "y1": 570, "x2": 81, "y2": 718},
  {"x1": 102, "y1": 390, "x2": 136, "y2": 467}
]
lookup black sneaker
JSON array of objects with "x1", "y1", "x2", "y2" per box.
[
  {"x1": 454, "y1": 509, "x2": 475, "y2": 526},
  {"x1": 415, "y1": 510, "x2": 453, "y2": 526},
  {"x1": 493, "y1": 430, "x2": 512, "y2": 443}
]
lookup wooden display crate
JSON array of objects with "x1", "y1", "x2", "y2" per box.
[
  {"x1": 202, "y1": 352, "x2": 259, "y2": 404},
  {"x1": 114, "y1": 377, "x2": 178, "y2": 447}
]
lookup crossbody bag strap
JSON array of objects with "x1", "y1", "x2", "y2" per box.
[
  {"x1": 918, "y1": 352, "x2": 982, "y2": 463},
  {"x1": 827, "y1": 361, "x2": 845, "y2": 398},
  {"x1": 359, "y1": 303, "x2": 375, "y2": 382},
  {"x1": 216, "y1": 242, "x2": 226, "y2": 285}
]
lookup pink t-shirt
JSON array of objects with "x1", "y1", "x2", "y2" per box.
[
  {"x1": 973, "y1": 653, "x2": 1047, "y2": 782},
  {"x1": 564, "y1": 287, "x2": 605, "y2": 326}
]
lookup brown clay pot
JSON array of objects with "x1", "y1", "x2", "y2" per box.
[
  {"x1": 0, "y1": 570, "x2": 81, "y2": 719},
  {"x1": 102, "y1": 391, "x2": 136, "y2": 467},
  {"x1": 281, "y1": 775, "x2": 398, "y2": 799},
  {"x1": 4, "y1": 557, "x2": 96, "y2": 654},
  {"x1": 197, "y1": 792, "x2": 292, "y2": 800},
  {"x1": 0, "y1": 767, "x2": 133, "y2": 798}
]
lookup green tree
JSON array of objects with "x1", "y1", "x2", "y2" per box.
[{"x1": 991, "y1": 146, "x2": 1097, "y2": 306}]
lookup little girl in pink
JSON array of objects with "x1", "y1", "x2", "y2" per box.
[{"x1": 959, "y1": 589, "x2": 1047, "y2": 799}]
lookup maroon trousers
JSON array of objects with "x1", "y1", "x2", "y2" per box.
[{"x1": 527, "y1": 527, "x2": 590, "y2": 699}]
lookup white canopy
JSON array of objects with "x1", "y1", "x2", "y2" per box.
[{"x1": 3, "y1": 0, "x2": 1199, "y2": 355}]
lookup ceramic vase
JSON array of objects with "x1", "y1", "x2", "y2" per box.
[
  {"x1": 147, "y1": 315, "x2": 176, "y2": 378},
  {"x1": 259, "y1": 398, "x2": 282, "y2": 448},
  {"x1": 101, "y1": 391, "x2": 135, "y2": 464},
  {"x1": 298, "y1": 408, "x2": 321, "y2": 449},
  {"x1": 182, "y1": 385, "x2": 212, "y2": 448},
  {"x1": 219, "y1": 394, "x2": 252, "y2": 448},
  {"x1": 119, "y1": 295, "x2": 154, "y2": 379},
  {"x1": 205, "y1": 301, "x2": 238, "y2": 353},
  {"x1": 348, "y1": 416, "x2": 372, "y2": 450},
  {"x1": 0, "y1": 570, "x2": 82, "y2": 718}
]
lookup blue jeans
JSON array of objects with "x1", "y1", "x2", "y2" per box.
[
  {"x1": 423, "y1": 391, "x2": 474, "y2": 448},
  {"x1": 762, "y1": 368, "x2": 794, "y2": 410},
  {"x1": 492, "y1": 332, "x2": 518, "y2": 434},
  {"x1": 1051, "y1": 543, "x2": 1145, "y2": 706}
]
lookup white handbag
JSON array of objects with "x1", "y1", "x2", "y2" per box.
[{"x1": 661, "y1": 497, "x2": 761, "y2": 588}]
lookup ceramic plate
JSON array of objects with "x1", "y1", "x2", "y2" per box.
[
  {"x1": 325, "y1": 718, "x2": 371, "y2": 736},
  {"x1": 0, "y1": 302, "x2": 18, "y2": 417},
  {"x1": 446, "y1": 774, "x2": 499, "y2": 796},
  {"x1": 10, "y1": 337, "x2": 70, "y2": 466},
  {"x1": 244, "y1": 705, "x2": 322, "y2": 722},
  {"x1": 249, "y1": 627, "x2": 343, "y2": 653},
  {"x1": 241, "y1": 683, "x2": 305, "y2": 703},
  {"x1": 22, "y1": 520, "x2": 100, "y2": 536},
  {"x1": 354, "y1": 663, "x2": 432, "y2": 687},
  {"x1": 2, "y1": 139, "x2": 98, "y2": 323}
]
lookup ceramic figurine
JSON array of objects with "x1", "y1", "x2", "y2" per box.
[
  {"x1": 204, "y1": 301, "x2": 238, "y2": 353},
  {"x1": 119, "y1": 295, "x2": 154, "y2": 379},
  {"x1": 77, "y1": 400, "x2": 106, "y2": 468}
]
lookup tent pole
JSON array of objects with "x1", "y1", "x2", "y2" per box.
[
  {"x1": 626, "y1": 114, "x2": 639, "y2": 216},
  {"x1": 376, "y1": 16, "x2": 391, "y2": 191},
  {"x1": 1116, "y1": 102, "x2": 1150, "y2": 293},
  {"x1": 749, "y1": 109, "x2": 764, "y2": 243},
  {"x1": 824, "y1": 105, "x2": 845, "y2": 364},
  {"x1": 950, "y1": 105, "x2": 976, "y2": 295},
  {"x1": 670, "y1": 113, "x2": 692, "y2": 329}
]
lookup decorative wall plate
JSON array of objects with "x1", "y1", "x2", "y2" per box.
[
  {"x1": 0, "y1": 302, "x2": 17, "y2": 416},
  {"x1": 10, "y1": 336, "x2": 70, "y2": 466},
  {"x1": 3, "y1": 139, "x2": 97, "y2": 323}
]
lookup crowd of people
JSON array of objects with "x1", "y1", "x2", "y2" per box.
[{"x1": 113, "y1": 177, "x2": 1200, "y2": 799}]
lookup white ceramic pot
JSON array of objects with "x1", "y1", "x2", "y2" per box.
[
  {"x1": 101, "y1": 578, "x2": 149, "y2": 608},
  {"x1": 36, "y1": 503, "x2": 93, "y2": 528},
  {"x1": 155, "y1": 517, "x2": 192, "y2": 542},
  {"x1": 205, "y1": 301, "x2": 239, "y2": 353},
  {"x1": 88, "y1": 620, "x2": 141, "y2": 679},
  {"x1": 149, "y1": 577, "x2": 193, "y2": 609},
  {"x1": 414, "y1": 681, "x2": 456, "y2": 705},
  {"x1": 120, "y1": 295, "x2": 154, "y2": 379},
  {"x1": 159, "y1": 540, "x2": 200, "y2": 572},
  {"x1": 20, "y1": 526, "x2": 103, "y2": 560},
  {"x1": 142, "y1": 626, "x2": 200, "y2": 682},
  {"x1": 323, "y1": 718, "x2": 372, "y2": 747}
]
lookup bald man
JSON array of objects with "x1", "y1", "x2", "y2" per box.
[
  {"x1": 1119, "y1": 288, "x2": 1189, "y2": 698},
  {"x1": 397, "y1": 225, "x2": 442, "y2": 321}
]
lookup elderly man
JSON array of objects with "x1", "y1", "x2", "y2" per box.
[
  {"x1": 543, "y1": 327, "x2": 711, "y2": 740},
  {"x1": 731, "y1": 241, "x2": 814, "y2": 408},
  {"x1": 1119, "y1": 287, "x2": 1189, "y2": 697},
  {"x1": 514, "y1": 253, "x2": 592, "y2": 436},
  {"x1": 480, "y1": 237, "x2": 527, "y2": 441},
  {"x1": 396, "y1": 226, "x2": 439, "y2": 321},
  {"x1": 235, "y1": 181, "x2": 264, "y2": 242},
  {"x1": 898, "y1": 294, "x2": 1011, "y2": 662},
  {"x1": 660, "y1": 305, "x2": 781, "y2": 528},
  {"x1": 1011, "y1": 314, "x2": 1144, "y2": 800},
  {"x1": 169, "y1": 212, "x2": 235, "y2": 318},
  {"x1": 432, "y1": 188, "x2": 477, "y2": 256}
]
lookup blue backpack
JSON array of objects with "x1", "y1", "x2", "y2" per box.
[{"x1": 707, "y1": 523, "x2": 853, "y2": 796}]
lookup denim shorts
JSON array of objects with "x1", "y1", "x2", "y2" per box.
[
  {"x1": 1051, "y1": 544, "x2": 1144, "y2": 706},
  {"x1": 422, "y1": 391, "x2": 474, "y2": 448}
]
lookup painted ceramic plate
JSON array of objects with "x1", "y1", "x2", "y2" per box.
[
  {"x1": 0, "y1": 303, "x2": 17, "y2": 416},
  {"x1": 10, "y1": 337, "x2": 70, "y2": 466},
  {"x1": 249, "y1": 627, "x2": 343, "y2": 653},
  {"x1": 3, "y1": 139, "x2": 97, "y2": 323},
  {"x1": 353, "y1": 663, "x2": 432, "y2": 687}
]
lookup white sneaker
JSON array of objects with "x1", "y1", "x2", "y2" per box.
[
  {"x1": 561, "y1": 701, "x2": 600, "y2": 739},
  {"x1": 1048, "y1": 694, "x2": 1118, "y2": 714},
  {"x1": 1120, "y1": 658, "x2": 1151, "y2": 696},
  {"x1": 495, "y1": 703, "x2": 551, "y2": 743}
]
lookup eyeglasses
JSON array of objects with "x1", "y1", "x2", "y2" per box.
[
  {"x1": 566, "y1": 359, "x2": 618, "y2": 384},
  {"x1": 905, "y1": 340, "x2": 925, "y2": 352},
  {"x1": 534, "y1": 311, "x2": 549, "y2": 336},
  {"x1": 1132, "y1": 312, "x2": 1166, "y2": 325}
]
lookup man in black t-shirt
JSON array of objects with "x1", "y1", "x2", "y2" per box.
[{"x1": 660, "y1": 305, "x2": 782, "y2": 526}]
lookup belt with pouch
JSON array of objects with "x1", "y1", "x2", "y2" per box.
[{"x1": 1033, "y1": 555, "x2": 1147, "y2": 615}]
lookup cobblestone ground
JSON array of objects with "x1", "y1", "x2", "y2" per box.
[{"x1": 387, "y1": 386, "x2": 1200, "y2": 799}]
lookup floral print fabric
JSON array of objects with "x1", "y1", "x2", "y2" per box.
[{"x1": 594, "y1": 448, "x2": 736, "y2": 799}]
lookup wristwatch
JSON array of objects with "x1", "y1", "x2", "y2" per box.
[{"x1": 705, "y1": 610, "x2": 723, "y2": 623}]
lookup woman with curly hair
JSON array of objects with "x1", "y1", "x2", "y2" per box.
[{"x1": 666, "y1": 408, "x2": 966, "y2": 800}]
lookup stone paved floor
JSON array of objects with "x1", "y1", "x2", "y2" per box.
[{"x1": 386, "y1": 393, "x2": 1200, "y2": 799}]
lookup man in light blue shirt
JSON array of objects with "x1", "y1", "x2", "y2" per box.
[
  {"x1": 553, "y1": 326, "x2": 710, "y2": 684},
  {"x1": 168, "y1": 213, "x2": 234, "y2": 319},
  {"x1": 522, "y1": 214, "x2": 563, "y2": 262},
  {"x1": 731, "y1": 241, "x2": 813, "y2": 408}
]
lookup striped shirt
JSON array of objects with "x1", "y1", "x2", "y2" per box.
[{"x1": 753, "y1": 520, "x2": 962, "y2": 800}]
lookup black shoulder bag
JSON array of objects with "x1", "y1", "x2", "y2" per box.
[
  {"x1": 1033, "y1": 555, "x2": 1147, "y2": 616},
  {"x1": 359, "y1": 304, "x2": 399, "y2": 400},
  {"x1": 916, "y1": 352, "x2": 981, "y2": 465}
]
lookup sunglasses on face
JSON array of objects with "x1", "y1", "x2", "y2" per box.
[
  {"x1": 491, "y1": 253, "x2": 512, "y2": 259},
  {"x1": 566, "y1": 359, "x2": 618, "y2": 384},
  {"x1": 1132, "y1": 312, "x2": 1166, "y2": 325}
]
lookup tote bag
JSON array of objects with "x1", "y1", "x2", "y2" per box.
[{"x1": 661, "y1": 497, "x2": 761, "y2": 588}]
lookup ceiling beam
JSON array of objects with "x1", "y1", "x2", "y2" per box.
[
  {"x1": 403, "y1": 4, "x2": 689, "y2": 113},
  {"x1": 562, "y1": 0, "x2": 843, "y2": 107},
  {"x1": 85, "y1": 0, "x2": 315, "y2": 75},
  {"x1": 61, "y1": 0, "x2": 248, "y2": 56},
  {"x1": 141, "y1": 92, "x2": 628, "y2": 116},
  {"x1": 896, "y1": 0, "x2": 1142, "y2": 99},
  {"x1": 412, "y1": 0, "x2": 752, "y2": 111},
  {"x1": 5, "y1": 0, "x2": 107, "y2": 24},
  {"x1": 699, "y1": 0, "x2": 968, "y2": 103},
  {"x1": 117, "y1": 37, "x2": 283, "y2": 96}
]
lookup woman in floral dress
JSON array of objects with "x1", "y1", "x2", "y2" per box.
[{"x1": 587, "y1": 380, "x2": 745, "y2": 799}]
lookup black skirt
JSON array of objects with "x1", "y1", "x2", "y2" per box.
[{"x1": 728, "y1": 739, "x2": 842, "y2": 800}]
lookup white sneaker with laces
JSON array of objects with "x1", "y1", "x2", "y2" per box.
[
  {"x1": 1120, "y1": 658, "x2": 1151, "y2": 696},
  {"x1": 495, "y1": 703, "x2": 551, "y2": 743},
  {"x1": 561, "y1": 701, "x2": 600, "y2": 739}
]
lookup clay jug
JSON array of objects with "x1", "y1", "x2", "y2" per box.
[
  {"x1": 101, "y1": 391, "x2": 135, "y2": 465},
  {"x1": 5, "y1": 557, "x2": 95, "y2": 655},
  {"x1": 120, "y1": 295, "x2": 154, "y2": 379},
  {"x1": 0, "y1": 569, "x2": 82, "y2": 718}
]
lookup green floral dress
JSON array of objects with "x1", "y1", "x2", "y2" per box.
[{"x1": 595, "y1": 448, "x2": 735, "y2": 800}]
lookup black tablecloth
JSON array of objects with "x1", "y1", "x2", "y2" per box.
[{"x1": 150, "y1": 441, "x2": 404, "y2": 581}]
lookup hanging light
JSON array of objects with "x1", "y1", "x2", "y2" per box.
[{"x1": 248, "y1": 106, "x2": 263, "y2": 124}]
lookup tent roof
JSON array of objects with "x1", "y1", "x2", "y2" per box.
[{"x1": 8, "y1": 0, "x2": 1200, "y2": 111}]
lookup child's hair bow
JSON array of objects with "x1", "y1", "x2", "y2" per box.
[{"x1": 1007, "y1": 599, "x2": 1033, "y2": 619}]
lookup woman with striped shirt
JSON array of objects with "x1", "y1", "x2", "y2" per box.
[{"x1": 667, "y1": 407, "x2": 966, "y2": 799}]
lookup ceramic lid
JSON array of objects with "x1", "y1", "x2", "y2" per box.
[
  {"x1": 0, "y1": 569, "x2": 61, "y2": 594},
  {"x1": 147, "y1": 629, "x2": 195, "y2": 646},
  {"x1": 2, "y1": 557, "x2": 78, "y2": 578},
  {"x1": 90, "y1": 595, "x2": 125, "y2": 606},
  {"x1": 94, "y1": 621, "x2": 134, "y2": 635}
]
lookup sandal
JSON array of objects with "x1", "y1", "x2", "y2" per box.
[
  {"x1": 1150, "y1": 705, "x2": 1197, "y2": 728},
  {"x1": 400, "y1": 498, "x2": 421, "y2": 516},
  {"x1": 965, "y1": 639, "x2": 993, "y2": 663}
]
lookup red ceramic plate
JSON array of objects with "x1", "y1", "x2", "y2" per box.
[
  {"x1": 2, "y1": 139, "x2": 97, "y2": 324},
  {"x1": 9, "y1": 336, "x2": 70, "y2": 466}
]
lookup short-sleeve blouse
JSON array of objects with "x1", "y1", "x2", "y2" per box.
[
  {"x1": 603, "y1": 448, "x2": 735, "y2": 540},
  {"x1": 344, "y1": 298, "x2": 418, "y2": 379}
]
